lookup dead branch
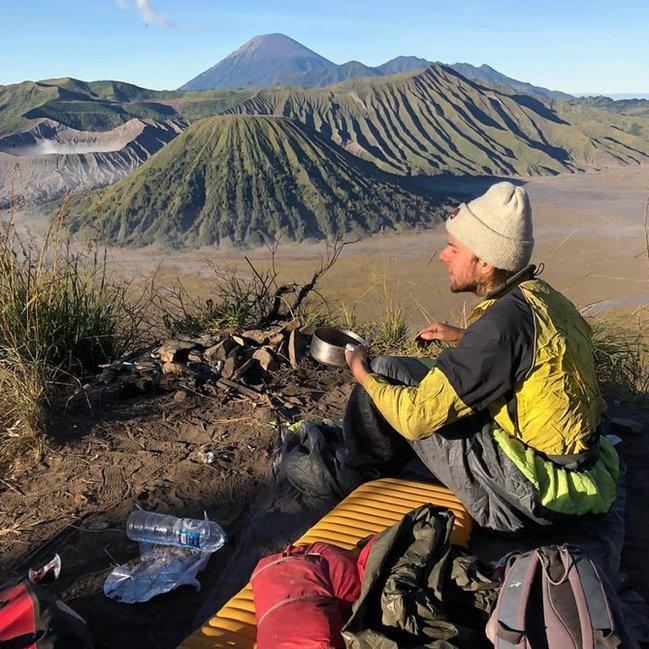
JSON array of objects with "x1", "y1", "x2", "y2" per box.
[
  {"x1": 259, "y1": 283, "x2": 298, "y2": 325},
  {"x1": 263, "y1": 235, "x2": 280, "y2": 278},
  {"x1": 259, "y1": 236, "x2": 358, "y2": 325},
  {"x1": 287, "y1": 237, "x2": 358, "y2": 315},
  {"x1": 643, "y1": 196, "x2": 649, "y2": 271}
]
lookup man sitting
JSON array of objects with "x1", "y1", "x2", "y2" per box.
[{"x1": 344, "y1": 182, "x2": 619, "y2": 532}]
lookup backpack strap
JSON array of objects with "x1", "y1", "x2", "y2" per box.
[
  {"x1": 494, "y1": 551, "x2": 540, "y2": 648},
  {"x1": 570, "y1": 550, "x2": 612, "y2": 630},
  {"x1": 540, "y1": 546, "x2": 583, "y2": 648},
  {"x1": 563, "y1": 547, "x2": 618, "y2": 648}
]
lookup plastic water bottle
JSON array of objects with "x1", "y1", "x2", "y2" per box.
[{"x1": 126, "y1": 509, "x2": 227, "y2": 553}]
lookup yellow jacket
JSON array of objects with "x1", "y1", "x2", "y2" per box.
[{"x1": 362, "y1": 276, "x2": 619, "y2": 515}]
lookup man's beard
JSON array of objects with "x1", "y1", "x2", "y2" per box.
[{"x1": 449, "y1": 276, "x2": 479, "y2": 293}]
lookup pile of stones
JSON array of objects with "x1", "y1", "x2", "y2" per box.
[{"x1": 83, "y1": 321, "x2": 315, "y2": 406}]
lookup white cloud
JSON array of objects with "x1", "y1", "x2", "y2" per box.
[
  {"x1": 135, "y1": 0, "x2": 174, "y2": 28},
  {"x1": 114, "y1": 0, "x2": 175, "y2": 28}
]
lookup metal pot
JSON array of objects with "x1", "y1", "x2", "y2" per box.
[{"x1": 310, "y1": 327, "x2": 366, "y2": 367}]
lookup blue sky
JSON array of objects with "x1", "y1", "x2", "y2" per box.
[{"x1": 2, "y1": 0, "x2": 648, "y2": 95}]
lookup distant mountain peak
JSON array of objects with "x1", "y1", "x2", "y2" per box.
[
  {"x1": 180, "y1": 33, "x2": 335, "y2": 91},
  {"x1": 383, "y1": 55, "x2": 430, "y2": 65},
  {"x1": 234, "y1": 33, "x2": 331, "y2": 61},
  {"x1": 247, "y1": 32, "x2": 288, "y2": 43},
  {"x1": 375, "y1": 55, "x2": 431, "y2": 75},
  {"x1": 179, "y1": 35, "x2": 568, "y2": 102},
  {"x1": 447, "y1": 62, "x2": 572, "y2": 101}
]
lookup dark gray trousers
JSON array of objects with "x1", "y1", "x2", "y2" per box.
[{"x1": 365, "y1": 355, "x2": 556, "y2": 532}]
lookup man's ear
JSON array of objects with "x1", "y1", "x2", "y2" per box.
[{"x1": 477, "y1": 259, "x2": 492, "y2": 274}]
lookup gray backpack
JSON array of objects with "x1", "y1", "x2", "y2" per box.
[{"x1": 487, "y1": 545, "x2": 635, "y2": 649}]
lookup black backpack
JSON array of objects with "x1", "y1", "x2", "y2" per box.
[{"x1": 487, "y1": 545, "x2": 636, "y2": 649}]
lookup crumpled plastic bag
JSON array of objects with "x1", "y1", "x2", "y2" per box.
[
  {"x1": 277, "y1": 419, "x2": 364, "y2": 499},
  {"x1": 103, "y1": 542, "x2": 210, "y2": 603}
]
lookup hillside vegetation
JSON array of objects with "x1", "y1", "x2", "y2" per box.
[
  {"x1": 571, "y1": 95, "x2": 649, "y2": 116},
  {"x1": 69, "y1": 115, "x2": 441, "y2": 247},
  {"x1": 7, "y1": 65, "x2": 649, "y2": 248},
  {"x1": 0, "y1": 78, "x2": 177, "y2": 135},
  {"x1": 159, "y1": 88, "x2": 256, "y2": 122},
  {"x1": 227, "y1": 65, "x2": 649, "y2": 176},
  {"x1": 0, "y1": 78, "x2": 250, "y2": 136}
]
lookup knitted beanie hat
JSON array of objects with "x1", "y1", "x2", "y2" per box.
[{"x1": 445, "y1": 182, "x2": 534, "y2": 272}]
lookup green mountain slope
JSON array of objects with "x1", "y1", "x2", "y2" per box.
[
  {"x1": 0, "y1": 77, "x2": 260, "y2": 136},
  {"x1": 0, "y1": 77, "x2": 179, "y2": 135},
  {"x1": 226, "y1": 65, "x2": 649, "y2": 176},
  {"x1": 0, "y1": 81, "x2": 60, "y2": 135},
  {"x1": 69, "y1": 115, "x2": 441, "y2": 248},
  {"x1": 158, "y1": 89, "x2": 256, "y2": 122}
]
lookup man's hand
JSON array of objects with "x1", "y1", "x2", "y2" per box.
[
  {"x1": 344, "y1": 344, "x2": 372, "y2": 384},
  {"x1": 415, "y1": 321, "x2": 466, "y2": 346}
]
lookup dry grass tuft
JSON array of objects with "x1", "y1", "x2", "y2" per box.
[
  {"x1": 590, "y1": 314, "x2": 649, "y2": 403},
  {"x1": 0, "y1": 201, "x2": 147, "y2": 470},
  {"x1": 336, "y1": 244, "x2": 448, "y2": 358},
  {"x1": 0, "y1": 352, "x2": 50, "y2": 468}
]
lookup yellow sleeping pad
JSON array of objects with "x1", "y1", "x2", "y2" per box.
[{"x1": 178, "y1": 478, "x2": 472, "y2": 649}]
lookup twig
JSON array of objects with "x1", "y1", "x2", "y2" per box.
[
  {"x1": 0, "y1": 518, "x2": 56, "y2": 538},
  {"x1": 68, "y1": 523, "x2": 123, "y2": 534},
  {"x1": 210, "y1": 416, "x2": 249, "y2": 425},
  {"x1": 408, "y1": 289, "x2": 434, "y2": 324},
  {"x1": 104, "y1": 548, "x2": 124, "y2": 572},
  {"x1": 643, "y1": 196, "x2": 649, "y2": 271},
  {"x1": 232, "y1": 358, "x2": 256, "y2": 381},
  {"x1": 550, "y1": 229, "x2": 578, "y2": 258},
  {"x1": 216, "y1": 377, "x2": 264, "y2": 399},
  {"x1": 424, "y1": 250, "x2": 437, "y2": 267},
  {"x1": 0, "y1": 524, "x2": 22, "y2": 538},
  {"x1": 262, "y1": 235, "x2": 280, "y2": 279},
  {"x1": 288, "y1": 236, "x2": 358, "y2": 315},
  {"x1": 564, "y1": 271, "x2": 592, "y2": 292},
  {"x1": 0, "y1": 477, "x2": 24, "y2": 496}
]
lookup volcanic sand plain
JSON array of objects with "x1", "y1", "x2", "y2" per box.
[{"x1": 86, "y1": 164, "x2": 649, "y2": 328}]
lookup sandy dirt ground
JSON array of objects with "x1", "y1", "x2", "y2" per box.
[
  {"x1": 1, "y1": 166, "x2": 648, "y2": 648},
  {"x1": 0, "y1": 361, "x2": 353, "y2": 648}
]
